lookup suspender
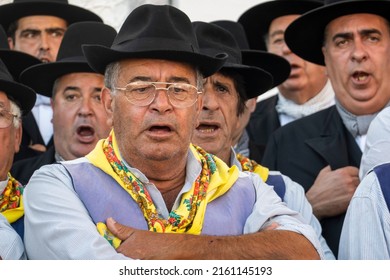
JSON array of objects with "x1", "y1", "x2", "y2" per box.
[
  {"x1": 266, "y1": 174, "x2": 286, "y2": 201},
  {"x1": 373, "y1": 163, "x2": 390, "y2": 210}
]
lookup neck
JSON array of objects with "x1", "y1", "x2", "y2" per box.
[
  {"x1": 279, "y1": 79, "x2": 327, "y2": 105},
  {"x1": 127, "y1": 154, "x2": 187, "y2": 193}
]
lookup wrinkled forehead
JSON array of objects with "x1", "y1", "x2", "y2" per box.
[
  {"x1": 325, "y1": 13, "x2": 390, "y2": 40},
  {"x1": 16, "y1": 15, "x2": 68, "y2": 31},
  {"x1": 118, "y1": 58, "x2": 197, "y2": 83}
]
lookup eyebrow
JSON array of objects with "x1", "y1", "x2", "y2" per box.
[
  {"x1": 332, "y1": 28, "x2": 382, "y2": 41},
  {"x1": 269, "y1": 30, "x2": 285, "y2": 39},
  {"x1": 127, "y1": 76, "x2": 192, "y2": 84},
  {"x1": 20, "y1": 27, "x2": 66, "y2": 35}
]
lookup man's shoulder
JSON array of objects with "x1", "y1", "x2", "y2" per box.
[{"x1": 252, "y1": 95, "x2": 278, "y2": 116}]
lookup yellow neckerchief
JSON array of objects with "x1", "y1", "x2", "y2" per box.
[
  {"x1": 0, "y1": 173, "x2": 24, "y2": 223},
  {"x1": 86, "y1": 130, "x2": 239, "y2": 248},
  {"x1": 236, "y1": 153, "x2": 269, "y2": 182}
]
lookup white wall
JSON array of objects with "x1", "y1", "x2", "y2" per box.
[
  {"x1": 0, "y1": 0, "x2": 267, "y2": 31},
  {"x1": 173, "y1": 0, "x2": 266, "y2": 22}
]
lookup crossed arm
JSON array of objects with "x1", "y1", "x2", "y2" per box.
[{"x1": 106, "y1": 218, "x2": 320, "y2": 260}]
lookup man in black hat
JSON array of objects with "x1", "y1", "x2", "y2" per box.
[
  {"x1": 10, "y1": 21, "x2": 116, "y2": 186},
  {"x1": 191, "y1": 21, "x2": 334, "y2": 259},
  {"x1": 262, "y1": 0, "x2": 390, "y2": 258},
  {"x1": 0, "y1": 0, "x2": 103, "y2": 163},
  {"x1": 0, "y1": 58, "x2": 36, "y2": 260},
  {"x1": 238, "y1": 0, "x2": 335, "y2": 163},
  {"x1": 23, "y1": 4, "x2": 322, "y2": 260}
]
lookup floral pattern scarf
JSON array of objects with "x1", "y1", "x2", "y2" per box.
[
  {"x1": 0, "y1": 173, "x2": 24, "y2": 223},
  {"x1": 86, "y1": 130, "x2": 239, "y2": 248}
]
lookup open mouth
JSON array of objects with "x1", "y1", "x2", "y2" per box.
[
  {"x1": 196, "y1": 124, "x2": 219, "y2": 133},
  {"x1": 149, "y1": 125, "x2": 172, "y2": 132},
  {"x1": 352, "y1": 71, "x2": 369, "y2": 82},
  {"x1": 76, "y1": 125, "x2": 95, "y2": 142}
]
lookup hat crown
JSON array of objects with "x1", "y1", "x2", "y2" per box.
[
  {"x1": 57, "y1": 22, "x2": 117, "y2": 62},
  {"x1": 211, "y1": 20, "x2": 250, "y2": 50},
  {"x1": 13, "y1": 0, "x2": 68, "y2": 3},
  {"x1": 0, "y1": 59, "x2": 15, "y2": 81},
  {"x1": 111, "y1": 4, "x2": 199, "y2": 54},
  {"x1": 193, "y1": 21, "x2": 242, "y2": 64}
]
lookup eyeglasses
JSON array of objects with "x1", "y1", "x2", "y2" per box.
[
  {"x1": 115, "y1": 81, "x2": 201, "y2": 108},
  {"x1": 0, "y1": 109, "x2": 18, "y2": 129}
]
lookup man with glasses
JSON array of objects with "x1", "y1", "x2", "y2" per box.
[
  {"x1": 0, "y1": 58, "x2": 36, "y2": 260},
  {"x1": 23, "y1": 4, "x2": 323, "y2": 260}
]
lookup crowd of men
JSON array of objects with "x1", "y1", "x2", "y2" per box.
[{"x1": 1, "y1": 0, "x2": 390, "y2": 260}]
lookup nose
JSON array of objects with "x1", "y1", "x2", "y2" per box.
[
  {"x1": 78, "y1": 97, "x2": 94, "y2": 117},
  {"x1": 39, "y1": 32, "x2": 50, "y2": 51},
  {"x1": 281, "y1": 40, "x2": 292, "y2": 55},
  {"x1": 202, "y1": 85, "x2": 220, "y2": 111},
  {"x1": 149, "y1": 88, "x2": 173, "y2": 112},
  {"x1": 351, "y1": 39, "x2": 368, "y2": 62}
]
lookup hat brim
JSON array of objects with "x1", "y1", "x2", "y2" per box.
[
  {"x1": 222, "y1": 62, "x2": 273, "y2": 99},
  {"x1": 20, "y1": 61, "x2": 95, "y2": 97},
  {"x1": 0, "y1": 79, "x2": 36, "y2": 115},
  {"x1": 238, "y1": 0, "x2": 323, "y2": 50},
  {"x1": 285, "y1": 1, "x2": 390, "y2": 65},
  {"x1": 0, "y1": 49, "x2": 41, "y2": 81},
  {"x1": 241, "y1": 50, "x2": 290, "y2": 87},
  {"x1": 82, "y1": 44, "x2": 228, "y2": 78},
  {"x1": 0, "y1": 2, "x2": 102, "y2": 31}
]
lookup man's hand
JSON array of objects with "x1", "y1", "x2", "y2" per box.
[
  {"x1": 306, "y1": 165, "x2": 360, "y2": 220},
  {"x1": 28, "y1": 143, "x2": 46, "y2": 153},
  {"x1": 106, "y1": 218, "x2": 320, "y2": 260},
  {"x1": 106, "y1": 217, "x2": 186, "y2": 259}
]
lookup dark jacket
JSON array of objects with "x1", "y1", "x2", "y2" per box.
[
  {"x1": 246, "y1": 95, "x2": 280, "y2": 162},
  {"x1": 11, "y1": 145, "x2": 56, "y2": 185},
  {"x1": 13, "y1": 112, "x2": 53, "y2": 162},
  {"x1": 262, "y1": 105, "x2": 362, "y2": 258}
]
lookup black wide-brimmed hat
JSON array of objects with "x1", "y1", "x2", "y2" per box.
[
  {"x1": 19, "y1": 22, "x2": 117, "y2": 97},
  {"x1": 82, "y1": 4, "x2": 227, "y2": 78},
  {"x1": 0, "y1": 0, "x2": 102, "y2": 32},
  {"x1": 0, "y1": 59, "x2": 36, "y2": 115},
  {"x1": 0, "y1": 24, "x2": 41, "y2": 81},
  {"x1": 193, "y1": 21, "x2": 273, "y2": 99},
  {"x1": 238, "y1": 0, "x2": 323, "y2": 51},
  {"x1": 211, "y1": 20, "x2": 290, "y2": 88},
  {"x1": 285, "y1": 0, "x2": 390, "y2": 66}
]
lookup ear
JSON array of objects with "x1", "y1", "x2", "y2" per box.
[
  {"x1": 7, "y1": 37, "x2": 14, "y2": 49},
  {"x1": 13, "y1": 121, "x2": 23, "y2": 153},
  {"x1": 102, "y1": 87, "x2": 114, "y2": 124},
  {"x1": 246, "y1": 98, "x2": 257, "y2": 113}
]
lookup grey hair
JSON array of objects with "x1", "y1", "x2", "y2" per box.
[
  {"x1": 104, "y1": 61, "x2": 204, "y2": 95},
  {"x1": 9, "y1": 100, "x2": 22, "y2": 129}
]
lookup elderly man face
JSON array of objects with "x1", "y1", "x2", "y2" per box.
[
  {"x1": 9, "y1": 15, "x2": 67, "y2": 63},
  {"x1": 192, "y1": 72, "x2": 241, "y2": 164},
  {"x1": 51, "y1": 72, "x2": 111, "y2": 160},
  {"x1": 267, "y1": 14, "x2": 328, "y2": 104},
  {"x1": 0, "y1": 91, "x2": 21, "y2": 180},
  {"x1": 322, "y1": 13, "x2": 390, "y2": 115},
  {"x1": 102, "y1": 58, "x2": 202, "y2": 170}
]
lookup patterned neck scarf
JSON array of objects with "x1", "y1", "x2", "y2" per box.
[
  {"x1": 0, "y1": 173, "x2": 24, "y2": 223},
  {"x1": 87, "y1": 130, "x2": 239, "y2": 248},
  {"x1": 236, "y1": 153, "x2": 269, "y2": 182}
]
